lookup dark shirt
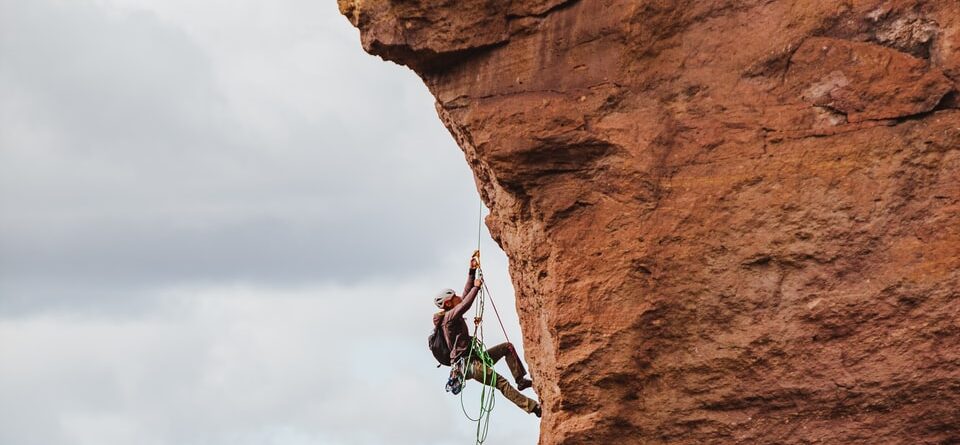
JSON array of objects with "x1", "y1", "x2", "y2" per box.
[{"x1": 433, "y1": 267, "x2": 479, "y2": 364}]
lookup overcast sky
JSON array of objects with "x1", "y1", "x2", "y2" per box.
[{"x1": 0, "y1": 0, "x2": 539, "y2": 443}]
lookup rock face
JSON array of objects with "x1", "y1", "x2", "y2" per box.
[{"x1": 340, "y1": 1, "x2": 960, "y2": 443}]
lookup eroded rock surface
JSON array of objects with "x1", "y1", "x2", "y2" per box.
[{"x1": 340, "y1": 1, "x2": 960, "y2": 443}]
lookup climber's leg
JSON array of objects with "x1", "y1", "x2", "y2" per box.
[
  {"x1": 466, "y1": 359, "x2": 539, "y2": 414},
  {"x1": 485, "y1": 342, "x2": 527, "y2": 381},
  {"x1": 485, "y1": 342, "x2": 533, "y2": 390}
]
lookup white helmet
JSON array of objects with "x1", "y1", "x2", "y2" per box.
[{"x1": 434, "y1": 288, "x2": 456, "y2": 308}]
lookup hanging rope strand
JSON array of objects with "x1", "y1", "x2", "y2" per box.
[
  {"x1": 475, "y1": 200, "x2": 511, "y2": 344},
  {"x1": 479, "y1": 277, "x2": 511, "y2": 345},
  {"x1": 477, "y1": 199, "x2": 483, "y2": 253}
]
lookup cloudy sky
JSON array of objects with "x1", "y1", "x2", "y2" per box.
[{"x1": 0, "y1": 0, "x2": 539, "y2": 443}]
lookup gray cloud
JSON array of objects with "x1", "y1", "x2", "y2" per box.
[{"x1": 0, "y1": 0, "x2": 483, "y2": 315}]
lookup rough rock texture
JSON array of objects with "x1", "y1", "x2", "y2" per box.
[{"x1": 340, "y1": 1, "x2": 960, "y2": 443}]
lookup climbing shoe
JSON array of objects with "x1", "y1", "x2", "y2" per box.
[
  {"x1": 517, "y1": 377, "x2": 533, "y2": 391},
  {"x1": 532, "y1": 403, "x2": 542, "y2": 418}
]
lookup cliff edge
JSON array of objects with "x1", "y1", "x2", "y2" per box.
[{"x1": 339, "y1": 1, "x2": 960, "y2": 443}]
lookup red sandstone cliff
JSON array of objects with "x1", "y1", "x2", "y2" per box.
[{"x1": 340, "y1": 1, "x2": 960, "y2": 443}]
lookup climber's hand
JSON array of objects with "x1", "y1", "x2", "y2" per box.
[
  {"x1": 470, "y1": 250, "x2": 480, "y2": 269},
  {"x1": 474, "y1": 277, "x2": 484, "y2": 287}
]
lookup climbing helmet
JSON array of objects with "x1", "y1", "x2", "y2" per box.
[{"x1": 434, "y1": 288, "x2": 456, "y2": 308}]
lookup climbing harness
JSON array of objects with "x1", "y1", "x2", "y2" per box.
[{"x1": 455, "y1": 202, "x2": 516, "y2": 445}]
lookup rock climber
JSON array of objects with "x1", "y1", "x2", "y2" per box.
[{"x1": 430, "y1": 251, "x2": 541, "y2": 417}]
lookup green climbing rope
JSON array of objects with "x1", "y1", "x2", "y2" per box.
[{"x1": 459, "y1": 336, "x2": 497, "y2": 443}]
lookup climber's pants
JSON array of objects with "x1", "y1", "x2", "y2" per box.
[
  {"x1": 484, "y1": 342, "x2": 527, "y2": 381},
  {"x1": 464, "y1": 342, "x2": 538, "y2": 413}
]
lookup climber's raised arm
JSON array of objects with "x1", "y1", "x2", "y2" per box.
[{"x1": 450, "y1": 274, "x2": 482, "y2": 319}]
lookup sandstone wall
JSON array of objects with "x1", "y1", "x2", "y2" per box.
[{"x1": 340, "y1": 1, "x2": 960, "y2": 443}]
